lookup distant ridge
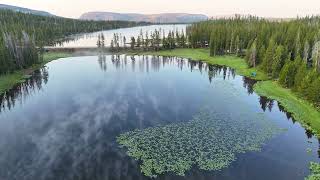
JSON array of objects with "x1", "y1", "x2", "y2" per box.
[
  {"x1": 0, "y1": 4, "x2": 54, "y2": 16},
  {"x1": 80, "y1": 12, "x2": 208, "y2": 23},
  {"x1": 209, "y1": 14, "x2": 295, "y2": 22}
]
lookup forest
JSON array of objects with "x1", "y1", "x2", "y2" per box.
[
  {"x1": 0, "y1": 9, "x2": 148, "y2": 74},
  {"x1": 184, "y1": 16, "x2": 320, "y2": 107}
]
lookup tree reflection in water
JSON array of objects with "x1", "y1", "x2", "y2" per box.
[
  {"x1": 0, "y1": 67, "x2": 49, "y2": 112},
  {"x1": 0, "y1": 55, "x2": 319, "y2": 180}
]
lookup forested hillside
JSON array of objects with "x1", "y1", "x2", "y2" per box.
[
  {"x1": 187, "y1": 16, "x2": 320, "y2": 106},
  {"x1": 0, "y1": 3, "x2": 54, "y2": 16},
  {"x1": 0, "y1": 9, "x2": 148, "y2": 74}
]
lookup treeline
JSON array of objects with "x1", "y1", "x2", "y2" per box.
[
  {"x1": 187, "y1": 15, "x2": 320, "y2": 107},
  {"x1": 0, "y1": 9, "x2": 148, "y2": 74},
  {"x1": 105, "y1": 29, "x2": 187, "y2": 52}
]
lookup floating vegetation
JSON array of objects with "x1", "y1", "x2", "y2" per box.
[
  {"x1": 117, "y1": 110, "x2": 283, "y2": 177},
  {"x1": 307, "y1": 148, "x2": 313, "y2": 154},
  {"x1": 306, "y1": 162, "x2": 320, "y2": 180}
]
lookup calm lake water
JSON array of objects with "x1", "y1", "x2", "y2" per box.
[
  {"x1": 53, "y1": 24, "x2": 187, "y2": 48},
  {"x1": 0, "y1": 54, "x2": 319, "y2": 180}
]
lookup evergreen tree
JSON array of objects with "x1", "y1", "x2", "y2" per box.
[
  {"x1": 261, "y1": 39, "x2": 276, "y2": 75},
  {"x1": 97, "y1": 34, "x2": 101, "y2": 48},
  {"x1": 279, "y1": 60, "x2": 296, "y2": 88},
  {"x1": 271, "y1": 45, "x2": 285, "y2": 78},
  {"x1": 303, "y1": 40, "x2": 310, "y2": 63},
  {"x1": 247, "y1": 39, "x2": 257, "y2": 67},
  {"x1": 130, "y1": 37, "x2": 136, "y2": 50},
  {"x1": 312, "y1": 41, "x2": 320, "y2": 72},
  {"x1": 101, "y1": 33, "x2": 105, "y2": 48},
  {"x1": 294, "y1": 60, "x2": 307, "y2": 92}
]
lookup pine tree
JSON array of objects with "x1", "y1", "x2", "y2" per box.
[
  {"x1": 300, "y1": 70, "x2": 318, "y2": 97},
  {"x1": 306, "y1": 77, "x2": 320, "y2": 105},
  {"x1": 101, "y1": 33, "x2": 105, "y2": 48},
  {"x1": 235, "y1": 35, "x2": 240, "y2": 56},
  {"x1": 247, "y1": 39, "x2": 257, "y2": 67},
  {"x1": 261, "y1": 39, "x2": 276, "y2": 76},
  {"x1": 130, "y1": 37, "x2": 136, "y2": 50},
  {"x1": 303, "y1": 40, "x2": 310, "y2": 63},
  {"x1": 294, "y1": 30, "x2": 302, "y2": 59},
  {"x1": 279, "y1": 60, "x2": 296, "y2": 88},
  {"x1": 312, "y1": 41, "x2": 320, "y2": 72},
  {"x1": 97, "y1": 34, "x2": 101, "y2": 48},
  {"x1": 293, "y1": 60, "x2": 307, "y2": 92},
  {"x1": 123, "y1": 36, "x2": 127, "y2": 49},
  {"x1": 271, "y1": 45, "x2": 285, "y2": 78}
]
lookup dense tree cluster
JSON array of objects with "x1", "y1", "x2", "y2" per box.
[
  {"x1": 109, "y1": 29, "x2": 187, "y2": 52},
  {"x1": 187, "y1": 15, "x2": 320, "y2": 107},
  {"x1": 0, "y1": 9, "x2": 148, "y2": 74}
]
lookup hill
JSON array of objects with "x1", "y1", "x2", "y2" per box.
[
  {"x1": 0, "y1": 4, "x2": 54, "y2": 16},
  {"x1": 80, "y1": 12, "x2": 208, "y2": 23}
]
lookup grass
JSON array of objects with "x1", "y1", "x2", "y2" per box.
[
  {"x1": 135, "y1": 48, "x2": 269, "y2": 80},
  {"x1": 254, "y1": 81, "x2": 320, "y2": 136},
  {"x1": 43, "y1": 52, "x2": 73, "y2": 63},
  {"x1": 0, "y1": 52, "x2": 72, "y2": 94}
]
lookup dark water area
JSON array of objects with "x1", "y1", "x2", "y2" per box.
[{"x1": 0, "y1": 55, "x2": 319, "y2": 180}]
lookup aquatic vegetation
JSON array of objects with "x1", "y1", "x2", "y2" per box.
[
  {"x1": 306, "y1": 162, "x2": 320, "y2": 180},
  {"x1": 117, "y1": 111, "x2": 282, "y2": 177}
]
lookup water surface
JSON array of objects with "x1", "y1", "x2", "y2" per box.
[
  {"x1": 53, "y1": 24, "x2": 187, "y2": 48},
  {"x1": 0, "y1": 55, "x2": 319, "y2": 180}
]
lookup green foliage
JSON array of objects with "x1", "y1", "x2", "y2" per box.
[
  {"x1": 246, "y1": 38, "x2": 257, "y2": 67},
  {"x1": 117, "y1": 111, "x2": 281, "y2": 177},
  {"x1": 261, "y1": 39, "x2": 276, "y2": 75},
  {"x1": 306, "y1": 162, "x2": 320, "y2": 180},
  {"x1": 306, "y1": 77, "x2": 320, "y2": 106},
  {"x1": 279, "y1": 60, "x2": 296, "y2": 88},
  {"x1": 187, "y1": 16, "x2": 320, "y2": 105},
  {"x1": 294, "y1": 61, "x2": 308, "y2": 91},
  {"x1": 272, "y1": 45, "x2": 285, "y2": 78}
]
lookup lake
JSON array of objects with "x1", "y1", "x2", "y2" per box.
[
  {"x1": 53, "y1": 24, "x2": 187, "y2": 48},
  {"x1": 0, "y1": 54, "x2": 319, "y2": 180}
]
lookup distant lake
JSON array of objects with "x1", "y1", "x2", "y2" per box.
[
  {"x1": 53, "y1": 24, "x2": 187, "y2": 48},
  {"x1": 0, "y1": 54, "x2": 318, "y2": 180}
]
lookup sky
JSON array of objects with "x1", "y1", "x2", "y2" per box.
[{"x1": 1, "y1": 0, "x2": 320, "y2": 19}]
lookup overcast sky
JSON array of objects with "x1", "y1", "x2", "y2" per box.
[{"x1": 1, "y1": 0, "x2": 320, "y2": 19}]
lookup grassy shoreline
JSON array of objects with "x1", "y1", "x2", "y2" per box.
[
  {"x1": 0, "y1": 52, "x2": 72, "y2": 94},
  {"x1": 254, "y1": 81, "x2": 320, "y2": 135}
]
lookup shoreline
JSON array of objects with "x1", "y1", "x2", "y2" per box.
[{"x1": 0, "y1": 52, "x2": 73, "y2": 94}]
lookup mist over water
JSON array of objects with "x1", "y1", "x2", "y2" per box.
[{"x1": 0, "y1": 55, "x2": 318, "y2": 180}]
